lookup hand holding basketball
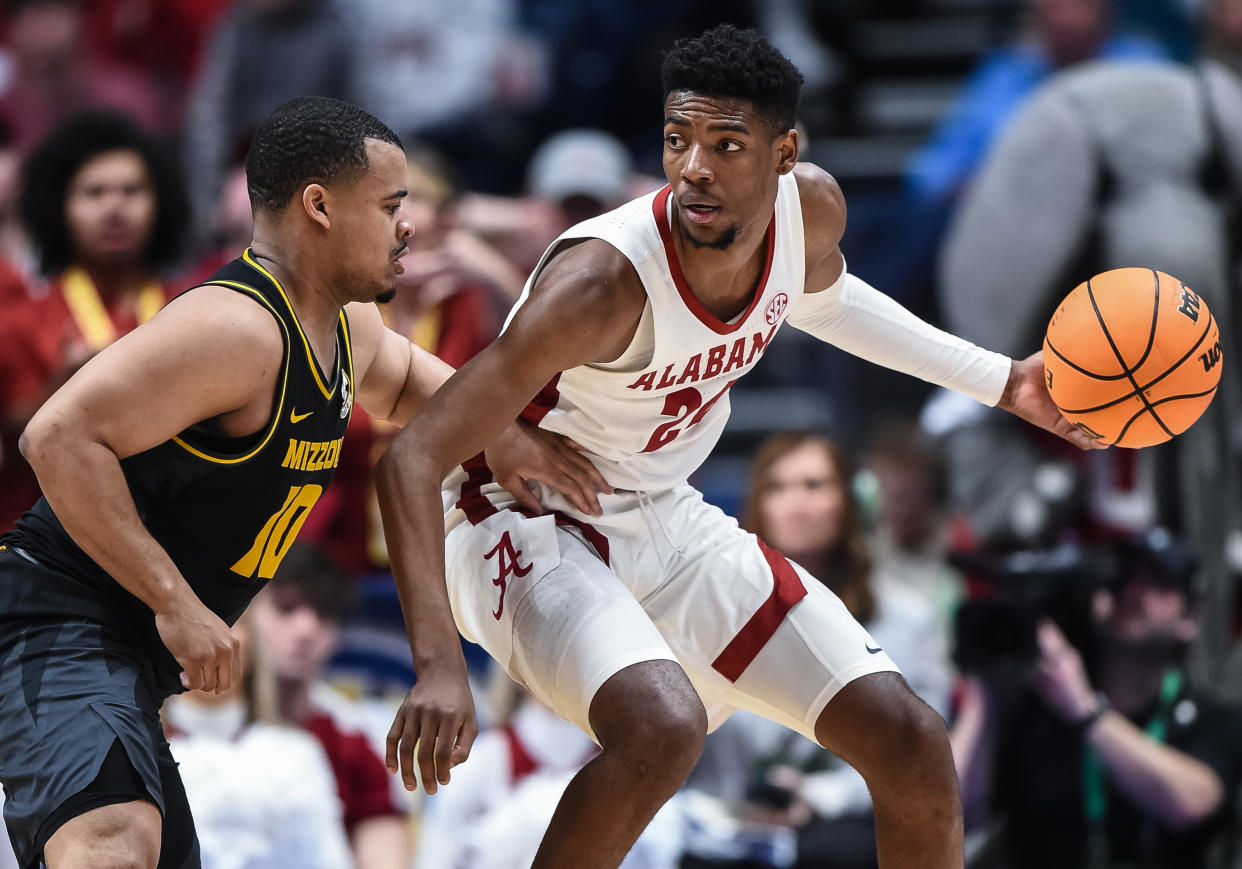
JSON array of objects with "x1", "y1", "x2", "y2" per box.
[
  {"x1": 998, "y1": 353, "x2": 1106, "y2": 451},
  {"x1": 1042, "y1": 269, "x2": 1222, "y2": 448}
]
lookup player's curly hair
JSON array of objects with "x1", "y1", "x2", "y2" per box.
[
  {"x1": 660, "y1": 24, "x2": 804, "y2": 136},
  {"x1": 20, "y1": 110, "x2": 188, "y2": 277},
  {"x1": 245, "y1": 96, "x2": 402, "y2": 214}
]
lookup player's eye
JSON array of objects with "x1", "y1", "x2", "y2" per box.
[
  {"x1": 386, "y1": 204, "x2": 399, "y2": 215},
  {"x1": 719, "y1": 140, "x2": 742, "y2": 152},
  {"x1": 665, "y1": 134, "x2": 686, "y2": 149}
]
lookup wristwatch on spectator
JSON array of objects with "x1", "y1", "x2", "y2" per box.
[{"x1": 1073, "y1": 692, "x2": 1112, "y2": 735}]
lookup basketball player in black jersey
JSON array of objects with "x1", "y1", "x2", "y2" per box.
[{"x1": 0, "y1": 97, "x2": 607, "y2": 869}]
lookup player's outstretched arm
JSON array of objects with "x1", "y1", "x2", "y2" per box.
[
  {"x1": 373, "y1": 240, "x2": 644, "y2": 796},
  {"x1": 19, "y1": 287, "x2": 284, "y2": 693},
  {"x1": 792, "y1": 162, "x2": 1102, "y2": 451},
  {"x1": 345, "y1": 300, "x2": 611, "y2": 516}
]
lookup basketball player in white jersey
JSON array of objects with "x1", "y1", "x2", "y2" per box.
[{"x1": 377, "y1": 25, "x2": 1102, "y2": 868}]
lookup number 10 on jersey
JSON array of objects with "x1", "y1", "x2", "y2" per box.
[{"x1": 230, "y1": 483, "x2": 324, "y2": 579}]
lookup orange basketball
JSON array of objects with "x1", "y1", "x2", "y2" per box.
[{"x1": 1042, "y1": 268, "x2": 1222, "y2": 448}]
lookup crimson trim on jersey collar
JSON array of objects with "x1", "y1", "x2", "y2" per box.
[
  {"x1": 652, "y1": 185, "x2": 777, "y2": 336},
  {"x1": 711, "y1": 539, "x2": 807, "y2": 682}
]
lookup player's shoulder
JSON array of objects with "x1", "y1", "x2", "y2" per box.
[
  {"x1": 151, "y1": 283, "x2": 285, "y2": 372},
  {"x1": 793, "y1": 162, "x2": 846, "y2": 224},
  {"x1": 533, "y1": 238, "x2": 646, "y2": 313}
]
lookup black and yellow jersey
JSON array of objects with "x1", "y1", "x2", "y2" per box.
[{"x1": 2, "y1": 250, "x2": 355, "y2": 694}]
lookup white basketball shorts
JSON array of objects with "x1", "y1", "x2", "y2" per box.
[{"x1": 442, "y1": 463, "x2": 899, "y2": 743}]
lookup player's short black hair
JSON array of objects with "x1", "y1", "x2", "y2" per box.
[
  {"x1": 660, "y1": 24, "x2": 804, "y2": 136},
  {"x1": 20, "y1": 110, "x2": 188, "y2": 277},
  {"x1": 269, "y1": 543, "x2": 356, "y2": 623},
  {"x1": 245, "y1": 96, "x2": 402, "y2": 214}
]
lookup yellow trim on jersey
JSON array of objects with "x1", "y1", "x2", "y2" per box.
[
  {"x1": 243, "y1": 248, "x2": 338, "y2": 400},
  {"x1": 169, "y1": 280, "x2": 291, "y2": 465},
  {"x1": 339, "y1": 309, "x2": 355, "y2": 384}
]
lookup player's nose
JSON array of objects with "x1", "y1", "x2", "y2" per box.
[
  {"x1": 397, "y1": 217, "x2": 413, "y2": 241},
  {"x1": 681, "y1": 144, "x2": 713, "y2": 184}
]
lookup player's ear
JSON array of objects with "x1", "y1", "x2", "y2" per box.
[
  {"x1": 776, "y1": 128, "x2": 798, "y2": 174},
  {"x1": 302, "y1": 184, "x2": 331, "y2": 229}
]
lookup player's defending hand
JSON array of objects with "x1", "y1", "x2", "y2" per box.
[
  {"x1": 153, "y1": 595, "x2": 242, "y2": 694},
  {"x1": 487, "y1": 420, "x2": 614, "y2": 516},
  {"x1": 386, "y1": 670, "x2": 478, "y2": 795},
  {"x1": 998, "y1": 352, "x2": 1107, "y2": 451}
]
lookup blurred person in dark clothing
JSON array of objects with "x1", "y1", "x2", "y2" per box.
[
  {"x1": 908, "y1": 0, "x2": 1167, "y2": 202},
  {"x1": 184, "y1": 0, "x2": 364, "y2": 236},
  {"x1": 0, "y1": 0, "x2": 171, "y2": 152},
  {"x1": 953, "y1": 529, "x2": 1242, "y2": 868},
  {"x1": 0, "y1": 111, "x2": 187, "y2": 531},
  {"x1": 250, "y1": 544, "x2": 412, "y2": 869}
]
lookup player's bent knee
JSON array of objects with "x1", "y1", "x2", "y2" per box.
[{"x1": 591, "y1": 660, "x2": 707, "y2": 782}]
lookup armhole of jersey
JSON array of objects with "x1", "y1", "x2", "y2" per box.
[
  {"x1": 339, "y1": 308, "x2": 355, "y2": 420},
  {"x1": 169, "y1": 280, "x2": 292, "y2": 465}
]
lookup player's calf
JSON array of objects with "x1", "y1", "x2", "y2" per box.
[{"x1": 815, "y1": 672, "x2": 963, "y2": 868}]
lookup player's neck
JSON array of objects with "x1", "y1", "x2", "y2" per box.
[
  {"x1": 247, "y1": 237, "x2": 345, "y2": 360},
  {"x1": 670, "y1": 208, "x2": 771, "y2": 319}
]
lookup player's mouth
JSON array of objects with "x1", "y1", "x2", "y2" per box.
[
  {"x1": 682, "y1": 202, "x2": 720, "y2": 225},
  {"x1": 391, "y1": 245, "x2": 408, "y2": 274}
]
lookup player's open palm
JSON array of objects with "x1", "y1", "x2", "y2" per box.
[
  {"x1": 386, "y1": 672, "x2": 478, "y2": 795},
  {"x1": 999, "y1": 352, "x2": 1106, "y2": 451},
  {"x1": 154, "y1": 598, "x2": 241, "y2": 694}
]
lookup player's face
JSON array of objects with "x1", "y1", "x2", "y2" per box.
[
  {"x1": 64, "y1": 149, "x2": 157, "y2": 269},
  {"x1": 330, "y1": 139, "x2": 412, "y2": 304},
  {"x1": 758, "y1": 443, "x2": 846, "y2": 559},
  {"x1": 250, "y1": 584, "x2": 339, "y2": 682},
  {"x1": 662, "y1": 91, "x2": 796, "y2": 251}
]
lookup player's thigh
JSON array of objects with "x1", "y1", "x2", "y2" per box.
[
  {"x1": 43, "y1": 799, "x2": 161, "y2": 869},
  {"x1": 662, "y1": 539, "x2": 900, "y2": 742},
  {"x1": 446, "y1": 512, "x2": 677, "y2": 739}
]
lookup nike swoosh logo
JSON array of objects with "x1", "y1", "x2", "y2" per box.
[
  {"x1": 290, "y1": 408, "x2": 313, "y2": 424},
  {"x1": 866, "y1": 644, "x2": 883, "y2": 655}
]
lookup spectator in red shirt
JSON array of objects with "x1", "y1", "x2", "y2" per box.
[
  {"x1": 0, "y1": 109, "x2": 188, "y2": 530},
  {"x1": 250, "y1": 543, "x2": 413, "y2": 869},
  {"x1": 0, "y1": 0, "x2": 173, "y2": 152}
]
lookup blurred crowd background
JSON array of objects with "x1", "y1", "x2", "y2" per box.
[{"x1": 1, "y1": 0, "x2": 1241, "y2": 867}]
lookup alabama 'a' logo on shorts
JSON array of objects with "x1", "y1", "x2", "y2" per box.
[
  {"x1": 765, "y1": 292, "x2": 789, "y2": 325},
  {"x1": 484, "y1": 530, "x2": 532, "y2": 620}
]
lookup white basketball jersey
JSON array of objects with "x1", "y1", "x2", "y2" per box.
[{"x1": 510, "y1": 173, "x2": 806, "y2": 491}]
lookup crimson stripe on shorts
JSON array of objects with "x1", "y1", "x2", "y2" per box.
[
  {"x1": 456, "y1": 452, "x2": 498, "y2": 525},
  {"x1": 711, "y1": 539, "x2": 807, "y2": 682},
  {"x1": 508, "y1": 504, "x2": 611, "y2": 567},
  {"x1": 520, "y1": 373, "x2": 562, "y2": 425}
]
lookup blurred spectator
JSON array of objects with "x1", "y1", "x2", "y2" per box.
[
  {"x1": 0, "y1": 110, "x2": 187, "y2": 531},
  {"x1": 459, "y1": 128, "x2": 653, "y2": 275},
  {"x1": 907, "y1": 0, "x2": 1168, "y2": 202},
  {"x1": 351, "y1": 0, "x2": 540, "y2": 191},
  {"x1": 686, "y1": 432, "x2": 951, "y2": 869},
  {"x1": 82, "y1": 0, "x2": 229, "y2": 100},
  {"x1": 0, "y1": 0, "x2": 172, "y2": 152},
  {"x1": 164, "y1": 617, "x2": 353, "y2": 869},
  {"x1": 934, "y1": 21, "x2": 1242, "y2": 676},
  {"x1": 185, "y1": 0, "x2": 365, "y2": 232},
  {"x1": 250, "y1": 544, "x2": 412, "y2": 869},
  {"x1": 864, "y1": 425, "x2": 965, "y2": 630},
  {"x1": 181, "y1": 161, "x2": 255, "y2": 287},
  {"x1": 953, "y1": 529, "x2": 1242, "y2": 868}
]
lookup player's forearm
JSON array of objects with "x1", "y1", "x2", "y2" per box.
[
  {"x1": 792, "y1": 271, "x2": 1011, "y2": 405},
  {"x1": 374, "y1": 447, "x2": 465, "y2": 672},
  {"x1": 386, "y1": 343, "x2": 456, "y2": 426},
  {"x1": 20, "y1": 422, "x2": 193, "y2": 615},
  {"x1": 1087, "y1": 711, "x2": 1224, "y2": 828}
]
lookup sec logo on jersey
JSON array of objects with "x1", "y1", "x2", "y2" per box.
[{"x1": 765, "y1": 292, "x2": 789, "y2": 325}]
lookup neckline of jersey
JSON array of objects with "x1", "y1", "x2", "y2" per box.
[
  {"x1": 651, "y1": 185, "x2": 777, "y2": 336},
  {"x1": 242, "y1": 248, "x2": 340, "y2": 400}
]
